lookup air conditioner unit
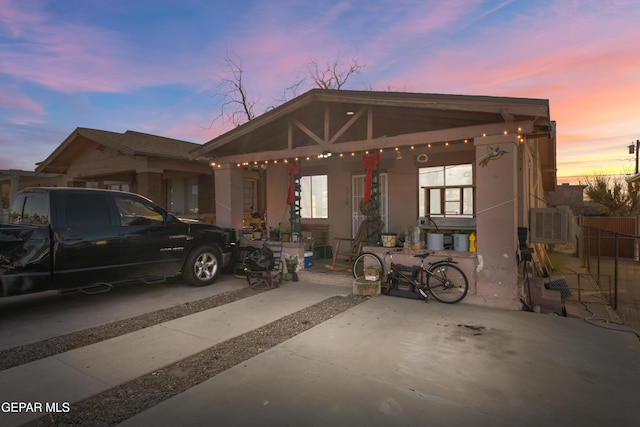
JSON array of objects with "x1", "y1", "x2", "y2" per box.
[{"x1": 529, "y1": 207, "x2": 568, "y2": 244}]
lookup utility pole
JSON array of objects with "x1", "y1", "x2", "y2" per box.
[{"x1": 629, "y1": 140, "x2": 640, "y2": 174}]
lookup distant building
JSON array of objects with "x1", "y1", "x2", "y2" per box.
[{"x1": 548, "y1": 183, "x2": 586, "y2": 214}]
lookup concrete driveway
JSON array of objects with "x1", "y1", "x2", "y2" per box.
[
  {"x1": 1, "y1": 276, "x2": 639, "y2": 426},
  {"x1": 119, "y1": 291, "x2": 640, "y2": 427}
]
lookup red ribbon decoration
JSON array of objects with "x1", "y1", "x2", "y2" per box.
[
  {"x1": 362, "y1": 152, "x2": 379, "y2": 204},
  {"x1": 286, "y1": 161, "x2": 300, "y2": 205}
]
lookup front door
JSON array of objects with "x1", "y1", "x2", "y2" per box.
[{"x1": 351, "y1": 173, "x2": 388, "y2": 237}]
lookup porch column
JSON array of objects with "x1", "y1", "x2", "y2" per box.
[
  {"x1": 214, "y1": 164, "x2": 244, "y2": 230},
  {"x1": 9, "y1": 174, "x2": 20, "y2": 205},
  {"x1": 136, "y1": 171, "x2": 163, "y2": 203},
  {"x1": 474, "y1": 135, "x2": 520, "y2": 310}
]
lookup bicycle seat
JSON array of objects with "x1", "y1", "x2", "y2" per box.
[{"x1": 414, "y1": 252, "x2": 431, "y2": 259}]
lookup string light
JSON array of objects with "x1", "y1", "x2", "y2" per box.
[{"x1": 222, "y1": 137, "x2": 512, "y2": 169}]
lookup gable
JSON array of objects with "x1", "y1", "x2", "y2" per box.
[
  {"x1": 36, "y1": 128, "x2": 205, "y2": 174},
  {"x1": 191, "y1": 89, "x2": 553, "y2": 172}
]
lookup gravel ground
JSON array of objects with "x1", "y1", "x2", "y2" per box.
[{"x1": 7, "y1": 287, "x2": 367, "y2": 426}]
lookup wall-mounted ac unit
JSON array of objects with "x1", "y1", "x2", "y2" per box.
[{"x1": 529, "y1": 207, "x2": 568, "y2": 244}]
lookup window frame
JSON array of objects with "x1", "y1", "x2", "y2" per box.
[
  {"x1": 419, "y1": 164, "x2": 475, "y2": 219},
  {"x1": 167, "y1": 177, "x2": 199, "y2": 215},
  {"x1": 300, "y1": 174, "x2": 329, "y2": 219}
]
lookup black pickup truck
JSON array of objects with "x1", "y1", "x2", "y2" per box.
[{"x1": 0, "y1": 187, "x2": 236, "y2": 297}]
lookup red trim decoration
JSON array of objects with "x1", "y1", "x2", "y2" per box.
[{"x1": 362, "y1": 152, "x2": 379, "y2": 203}]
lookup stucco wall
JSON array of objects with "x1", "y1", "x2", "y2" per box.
[{"x1": 474, "y1": 135, "x2": 520, "y2": 310}]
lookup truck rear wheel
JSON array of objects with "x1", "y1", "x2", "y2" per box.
[{"x1": 183, "y1": 246, "x2": 221, "y2": 286}]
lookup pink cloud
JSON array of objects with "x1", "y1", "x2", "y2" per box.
[
  {"x1": 0, "y1": 89, "x2": 46, "y2": 119},
  {"x1": 0, "y1": 1, "x2": 214, "y2": 95}
]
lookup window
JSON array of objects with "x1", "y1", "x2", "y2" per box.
[
  {"x1": 107, "y1": 183, "x2": 130, "y2": 192},
  {"x1": 66, "y1": 194, "x2": 112, "y2": 227},
  {"x1": 9, "y1": 193, "x2": 50, "y2": 225},
  {"x1": 419, "y1": 164, "x2": 474, "y2": 218},
  {"x1": 300, "y1": 175, "x2": 328, "y2": 219},
  {"x1": 1, "y1": 183, "x2": 9, "y2": 210},
  {"x1": 244, "y1": 179, "x2": 257, "y2": 212},
  {"x1": 168, "y1": 177, "x2": 199, "y2": 214},
  {"x1": 115, "y1": 196, "x2": 164, "y2": 226}
]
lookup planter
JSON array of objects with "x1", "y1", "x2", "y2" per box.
[
  {"x1": 381, "y1": 233, "x2": 397, "y2": 248},
  {"x1": 281, "y1": 233, "x2": 291, "y2": 242}
]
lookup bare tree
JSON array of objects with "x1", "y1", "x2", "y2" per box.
[
  {"x1": 210, "y1": 48, "x2": 259, "y2": 128},
  {"x1": 275, "y1": 54, "x2": 367, "y2": 105},
  {"x1": 210, "y1": 50, "x2": 366, "y2": 127},
  {"x1": 304, "y1": 54, "x2": 365, "y2": 90}
]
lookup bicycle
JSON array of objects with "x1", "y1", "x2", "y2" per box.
[{"x1": 353, "y1": 249, "x2": 469, "y2": 304}]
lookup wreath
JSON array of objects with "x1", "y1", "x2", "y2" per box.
[{"x1": 359, "y1": 199, "x2": 379, "y2": 217}]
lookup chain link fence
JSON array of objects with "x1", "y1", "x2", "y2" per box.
[{"x1": 580, "y1": 225, "x2": 640, "y2": 333}]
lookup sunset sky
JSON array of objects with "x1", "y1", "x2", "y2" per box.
[{"x1": 1, "y1": 0, "x2": 639, "y2": 184}]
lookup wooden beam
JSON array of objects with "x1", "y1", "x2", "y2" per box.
[
  {"x1": 292, "y1": 119, "x2": 329, "y2": 149},
  {"x1": 211, "y1": 120, "x2": 535, "y2": 165},
  {"x1": 328, "y1": 107, "x2": 365, "y2": 145}
]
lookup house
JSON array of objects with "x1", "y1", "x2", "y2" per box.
[
  {"x1": 33, "y1": 128, "x2": 216, "y2": 220},
  {"x1": 0, "y1": 170, "x2": 61, "y2": 222},
  {"x1": 9, "y1": 90, "x2": 557, "y2": 310},
  {"x1": 190, "y1": 89, "x2": 557, "y2": 309}
]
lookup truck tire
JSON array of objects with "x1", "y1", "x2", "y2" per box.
[{"x1": 183, "y1": 246, "x2": 221, "y2": 287}]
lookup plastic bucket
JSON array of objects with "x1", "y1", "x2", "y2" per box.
[
  {"x1": 453, "y1": 233, "x2": 469, "y2": 252},
  {"x1": 427, "y1": 233, "x2": 444, "y2": 250}
]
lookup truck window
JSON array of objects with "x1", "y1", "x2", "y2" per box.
[
  {"x1": 9, "y1": 193, "x2": 50, "y2": 225},
  {"x1": 114, "y1": 196, "x2": 164, "y2": 226},
  {"x1": 66, "y1": 194, "x2": 112, "y2": 227}
]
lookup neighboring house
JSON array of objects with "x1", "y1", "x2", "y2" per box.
[
  {"x1": 548, "y1": 183, "x2": 585, "y2": 212},
  {"x1": 0, "y1": 170, "x2": 61, "y2": 222},
  {"x1": 34, "y1": 128, "x2": 216, "y2": 219},
  {"x1": 190, "y1": 89, "x2": 557, "y2": 309}
]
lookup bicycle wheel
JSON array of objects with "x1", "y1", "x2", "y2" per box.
[
  {"x1": 352, "y1": 252, "x2": 383, "y2": 280},
  {"x1": 426, "y1": 262, "x2": 468, "y2": 304}
]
